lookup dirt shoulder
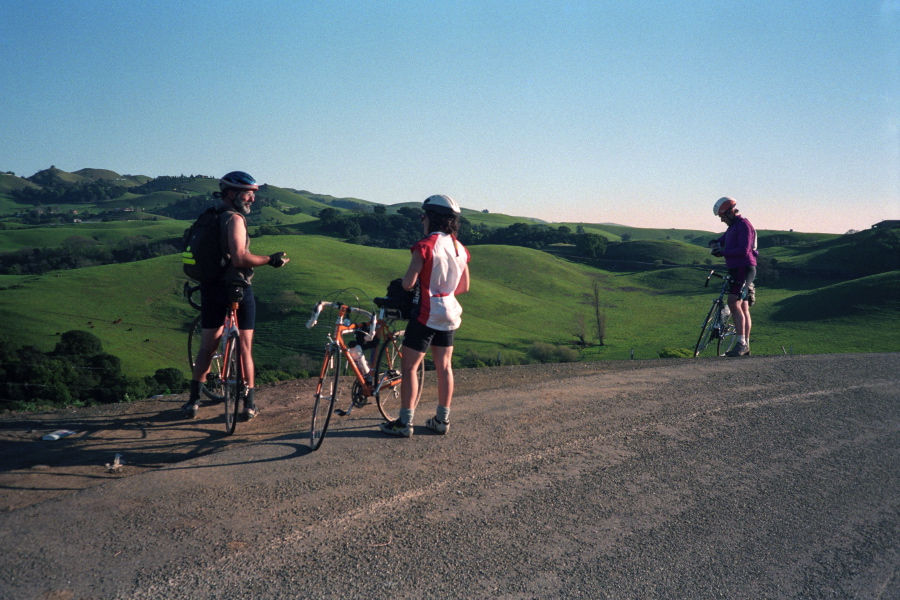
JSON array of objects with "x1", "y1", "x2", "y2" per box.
[{"x1": 0, "y1": 360, "x2": 644, "y2": 512}]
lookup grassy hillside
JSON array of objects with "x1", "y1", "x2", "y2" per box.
[
  {"x1": 0, "y1": 235, "x2": 897, "y2": 387},
  {"x1": 771, "y1": 271, "x2": 900, "y2": 320},
  {"x1": 760, "y1": 227, "x2": 899, "y2": 277},
  {"x1": 0, "y1": 173, "x2": 40, "y2": 194},
  {"x1": 462, "y1": 210, "x2": 547, "y2": 228},
  {"x1": 0, "y1": 220, "x2": 186, "y2": 252},
  {"x1": 567, "y1": 223, "x2": 714, "y2": 244},
  {"x1": 1, "y1": 167, "x2": 897, "y2": 390},
  {"x1": 603, "y1": 239, "x2": 712, "y2": 265},
  {"x1": 71, "y1": 168, "x2": 147, "y2": 186}
]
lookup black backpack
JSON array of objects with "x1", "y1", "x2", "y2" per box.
[
  {"x1": 374, "y1": 278, "x2": 418, "y2": 320},
  {"x1": 182, "y1": 207, "x2": 232, "y2": 283}
]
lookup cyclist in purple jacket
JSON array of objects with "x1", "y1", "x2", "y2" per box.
[{"x1": 710, "y1": 197, "x2": 758, "y2": 357}]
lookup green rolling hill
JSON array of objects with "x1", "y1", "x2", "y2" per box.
[{"x1": 0, "y1": 166, "x2": 896, "y2": 399}]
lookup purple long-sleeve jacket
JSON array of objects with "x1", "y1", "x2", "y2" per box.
[{"x1": 716, "y1": 214, "x2": 758, "y2": 268}]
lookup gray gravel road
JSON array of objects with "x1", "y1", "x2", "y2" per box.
[{"x1": 1, "y1": 353, "x2": 898, "y2": 600}]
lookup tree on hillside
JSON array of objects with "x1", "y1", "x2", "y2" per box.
[
  {"x1": 571, "y1": 314, "x2": 589, "y2": 347},
  {"x1": 0, "y1": 330, "x2": 186, "y2": 409},
  {"x1": 575, "y1": 233, "x2": 608, "y2": 258}
]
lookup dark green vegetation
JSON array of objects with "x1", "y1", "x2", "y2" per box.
[
  {"x1": 0, "y1": 329, "x2": 186, "y2": 411},
  {"x1": 1, "y1": 167, "x2": 897, "y2": 410}
]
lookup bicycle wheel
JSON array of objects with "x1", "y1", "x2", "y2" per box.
[
  {"x1": 222, "y1": 332, "x2": 243, "y2": 436},
  {"x1": 693, "y1": 299, "x2": 722, "y2": 357},
  {"x1": 374, "y1": 332, "x2": 425, "y2": 421},
  {"x1": 188, "y1": 315, "x2": 202, "y2": 370},
  {"x1": 189, "y1": 316, "x2": 225, "y2": 402},
  {"x1": 310, "y1": 347, "x2": 339, "y2": 451},
  {"x1": 717, "y1": 310, "x2": 738, "y2": 356}
]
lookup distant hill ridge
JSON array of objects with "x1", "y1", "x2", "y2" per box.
[{"x1": 2, "y1": 166, "x2": 898, "y2": 279}]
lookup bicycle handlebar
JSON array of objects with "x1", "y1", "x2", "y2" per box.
[
  {"x1": 704, "y1": 269, "x2": 730, "y2": 287},
  {"x1": 305, "y1": 301, "x2": 378, "y2": 338},
  {"x1": 184, "y1": 282, "x2": 202, "y2": 310},
  {"x1": 305, "y1": 301, "x2": 325, "y2": 328}
]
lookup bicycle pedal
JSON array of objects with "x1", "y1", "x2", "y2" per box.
[{"x1": 334, "y1": 409, "x2": 348, "y2": 416}]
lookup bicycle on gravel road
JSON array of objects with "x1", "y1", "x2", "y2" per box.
[
  {"x1": 305, "y1": 289, "x2": 424, "y2": 451},
  {"x1": 693, "y1": 269, "x2": 746, "y2": 358},
  {"x1": 185, "y1": 281, "x2": 247, "y2": 435}
]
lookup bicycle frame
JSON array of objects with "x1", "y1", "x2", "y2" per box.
[
  {"x1": 306, "y1": 301, "x2": 396, "y2": 409},
  {"x1": 184, "y1": 282, "x2": 246, "y2": 434},
  {"x1": 694, "y1": 270, "x2": 744, "y2": 357},
  {"x1": 306, "y1": 296, "x2": 425, "y2": 450}
]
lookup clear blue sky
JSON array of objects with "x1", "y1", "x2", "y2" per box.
[{"x1": 2, "y1": 0, "x2": 898, "y2": 233}]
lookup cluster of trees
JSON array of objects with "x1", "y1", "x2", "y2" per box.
[
  {"x1": 317, "y1": 205, "x2": 425, "y2": 249},
  {"x1": 130, "y1": 175, "x2": 214, "y2": 195},
  {"x1": 471, "y1": 223, "x2": 609, "y2": 258},
  {"x1": 150, "y1": 191, "x2": 281, "y2": 221},
  {"x1": 0, "y1": 330, "x2": 185, "y2": 410},
  {"x1": 0, "y1": 235, "x2": 180, "y2": 275},
  {"x1": 315, "y1": 207, "x2": 611, "y2": 257},
  {"x1": 11, "y1": 180, "x2": 129, "y2": 206}
]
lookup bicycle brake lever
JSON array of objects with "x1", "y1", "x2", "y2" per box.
[
  {"x1": 306, "y1": 302, "x2": 324, "y2": 329},
  {"x1": 364, "y1": 314, "x2": 378, "y2": 342}
]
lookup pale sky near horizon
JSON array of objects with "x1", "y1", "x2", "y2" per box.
[{"x1": 2, "y1": 1, "x2": 898, "y2": 234}]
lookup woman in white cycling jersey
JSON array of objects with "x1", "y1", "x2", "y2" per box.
[{"x1": 380, "y1": 195, "x2": 470, "y2": 438}]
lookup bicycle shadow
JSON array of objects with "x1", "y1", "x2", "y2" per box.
[{"x1": 0, "y1": 398, "x2": 309, "y2": 505}]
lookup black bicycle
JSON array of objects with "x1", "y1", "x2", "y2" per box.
[{"x1": 693, "y1": 270, "x2": 741, "y2": 357}]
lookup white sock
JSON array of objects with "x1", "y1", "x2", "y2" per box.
[{"x1": 736, "y1": 335, "x2": 746, "y2": 345}]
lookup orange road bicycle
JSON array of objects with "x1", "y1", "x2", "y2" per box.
[
  {"x1": 305, "y1": 291, "x2": 424, "y2": 451},
  {"x1": 185, "y1": 282, "x2": 247, "y2": 435},
  {"x1": 693, "y1": 270, "x2": 748, "y2": 357}
]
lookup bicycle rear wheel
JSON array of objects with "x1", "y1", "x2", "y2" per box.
[
  {"x1": 189, "y1": 315, "x2": 225, "y2": 402},
  {"x1": 222, "y1": 332, "x2": 243, "y2": 436},
  {"x1": 310, "y1": 347, "x2": 339, "y2": 451},
  {"x1": 694, "y1": 300, "x2": 722, "y2": 357},
  {"x1": 374, "y1": 332, "x2": 424, "y2": 421}
]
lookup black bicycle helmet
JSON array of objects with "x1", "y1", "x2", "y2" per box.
[
  {"x1": 422, "y1": 194, "x2": 461, "y2": 215},
  {"x1": 219, "y1": 171, "x2": 259, "y2": 192}
]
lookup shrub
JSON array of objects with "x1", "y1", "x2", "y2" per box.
[
  {"x1": 528, "y1": 342, "x2": 580, "y2": 363},
  {"x1": 256, "y1": 369, "x2": 295, "y2": 385},
  {"x1": 459, "y1": 348, "x2": 529, "y2": 368},
  {"x1": 152, "y1": 367, "x2": 187, "y2": 394}
]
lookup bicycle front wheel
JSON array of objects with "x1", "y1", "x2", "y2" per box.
[
  {"x1": 310, "y1": 348, "x2": 339, "y2": 451},
  {"x1": 189, "y1": 315, "x2": 224, "y2": 402},
  {"x1": 717, "y1": 312, "x2": 738, "y2": 356},
  {"x1": 374, "y1": 332, "x2": 424, "y2": 422},
  {"x1": 694, "y1": 300, "x2": 722, "y2": 357},
  {"x1": 222, "y1": 332, "x2": 243, "y2": 436}
]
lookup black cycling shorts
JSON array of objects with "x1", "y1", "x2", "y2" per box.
[
  {"x1": 402, "y1": 318, "x2": 455, "y2": 353},
  {"x1": 200, "y1": 281, "x2": 256, "y2": 330},
  {"x1": 727, "y1": 266, "x2": 756, "y2": 298}
]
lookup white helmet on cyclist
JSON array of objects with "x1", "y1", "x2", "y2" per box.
[
  {"x1": 422, "y1": 194, "x2": 461, "y2": 215},
  {"x1": 713, "y1": 196, "x2": 737, "y2": 216}
]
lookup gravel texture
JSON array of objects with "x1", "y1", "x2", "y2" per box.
[{"x1": 0, "y1": 353, "x2": 898, "y2": 599}]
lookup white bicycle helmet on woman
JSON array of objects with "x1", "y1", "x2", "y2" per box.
[{"x1": 422, "y1": 194, "x2": 461, "y2": 215}]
